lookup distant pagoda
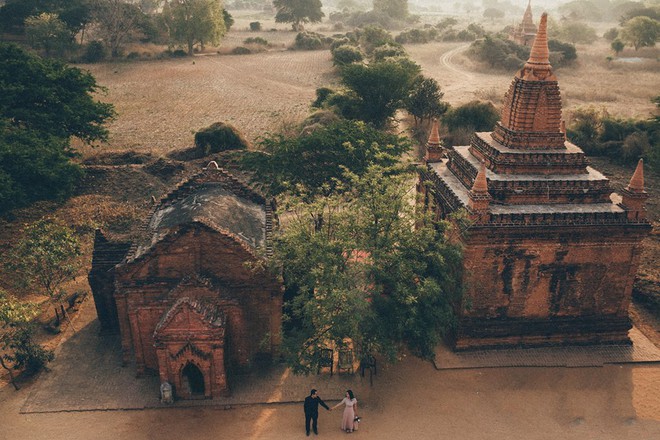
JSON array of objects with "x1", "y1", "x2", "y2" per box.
[
  {"x1": 420, "y1": 13, "x2": 651, "y2": 350},
  {"x1": 510, "y1": 0, "x2": 537, "y2": 46}
]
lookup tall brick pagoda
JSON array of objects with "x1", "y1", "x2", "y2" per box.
[
  {"x1": 510, "y1": 0, "x2": 537, "y2": 46},
  {"x1": 420, "y1": 13, "x2": 651, "y2": 350}
]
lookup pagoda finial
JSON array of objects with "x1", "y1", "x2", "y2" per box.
[
  {"x1": 472, "y1": 162, "x2": 489, "y2": 194},
  {"x1": 428, "y1": 118, "x2": 440, "y2": 146},
  {"x1": 627, "y1": 159, "x2": 645, "y2": 193},
  {"x1": 525, "y1": 12, "x2": 550, "y2": 68}
]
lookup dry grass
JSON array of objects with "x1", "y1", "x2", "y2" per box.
[{"x1": 79, "y1": 48, "x2": 332, "y2": 157}]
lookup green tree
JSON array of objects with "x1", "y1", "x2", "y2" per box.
[
  {"x1": 611, "y1": 38, "x2": 625, "y2": 54},
  {"x1": 241, "y1": 120, "x2": 410, "y2": 198},
  {"x1": 372, "y1": 0, "x2": 408, "y2": 20},
  {"x1": 0, "y1": 0, "x2": 92, "y2": 38},
  {"x1": 0, "y1": 289, "x2": 53, "y2": 389},
  {"x1": 620, "y1": 16, "x2": 660, "y2": 50},
  {"x1": 0, "y1": 44, "x2": 114, "y2": 142},
  {"x1": 6, "y1": 219, "x2": 82, "y2": 330},
  {"x1": 0, "y1": 43, "x2": 114, "y2": 213},
  {"x1": 483, "y1": 7, "x2": 504, "y2": 21},
  {"x1": 558, "y1": 21, "x2": 598, "y2": 44},
  {"x1": 276, "y1": 166, "x2": 462, "y2": 372},
  {"x1": 405, "y1": 76, "x2": 449, "y2": 126},
  {"x1": 162, "y1": 0, "x2": 226, "y2": 55},
  {"x1": 25, "y1": 12, "x2": 73, "y2": 57},
  {"x1": 273, "y1": 0, "x2": 324, "y2": 31},
  {"x1": 92, "y1": 0, "x2": 148, "y2": 57},
  {"x1": 340, "y1": 57, "x2": 421, "y2": 127},
  {"x1": 443, "y1": 100, "x2": 499, "y2": 133}
]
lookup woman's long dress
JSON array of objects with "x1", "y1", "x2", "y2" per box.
[{"x1": 340, "y1": 397, "x2": 357, "y2": 431}]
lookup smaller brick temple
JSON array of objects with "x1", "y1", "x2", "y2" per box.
[
  {"x1": 510, "y1": 0, "x2": 537, "y2": 46},
  {"x1": 89, "y1": 163, "x2": 282, "y2": 399},
  {"x1": 419, "y1": 13, "x2": 651, "y2": 350}
]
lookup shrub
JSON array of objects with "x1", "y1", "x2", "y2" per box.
[
  {"x1": 244, "y1": 37, "x2": 269, "y2": 46},
  {"x1": 194, "y1": 122, "x2": 249, "y2": 155},
  {"x1": 82, "y1": 41, "x2": 107, "y2": 63},
  {"x1": 127, "y1": 51, "x2": 140, "y2": 59},
  {"x1": 293, "y1": 32, "x2": 332, "y2": 50},
  {"x1": 443, "y1": 101, "x2": 499, "y2": 134},
  {"x1": 395, "y1": 28, "x2": 438, "y2": 44},
  {"x1": 312, "y1": 87, "x2": 334, "y2": 108},
  {"x1": 371, "y1": 43, "x2": 406, "y2": 61},
  {"x1": 232, "y1": 46, "x2": 251, "y2": 55},
  {"x1": 622, "y1": 132, "x2": 650, "y2": 163},
  {"x1": 249, "y1": 21, "x2": 262, "y2": 31},
  {"x1": 332, "y1": 45, "x2": 363, "y2": 66}
]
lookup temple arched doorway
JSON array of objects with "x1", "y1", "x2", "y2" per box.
[{"x1": 181, "y1": 363, "x2": 205, "y2": 397}]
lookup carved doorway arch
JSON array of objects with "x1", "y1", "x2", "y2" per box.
[{"x1": 181, "y1": 361, "x2": 205, "y2": 397}]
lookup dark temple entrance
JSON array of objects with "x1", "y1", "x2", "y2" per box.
[{"x1": 182, "y1": 363, "x2": 205, "y2": 397}]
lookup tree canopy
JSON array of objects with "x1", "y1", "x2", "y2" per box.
[
  {"x1": 163, "y1": 0, "x2": 226, "y2": 55},
  {"x1": 339, "y1": 57, "x2": 421, "y2": 127},
  {"x1": 275, "y1": 166, "x2": 463, "y2": 372},
  {"x1": 273, "y1": 0, "x2": 324, "y2": 31},
  {"x1": 242, "y1": 120, "x2": 410, "y2": 198},
  {"x1": 0, "y1": 43, "x2": 114, "y2": 214},
  {"x1": 620, "y1": 16, "x2": 660, "y2": 50}
]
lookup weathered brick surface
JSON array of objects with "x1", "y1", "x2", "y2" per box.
[
  {"x1": 91, "y1": 167, "x2": 282, "y2": 399},
  {"x1": 422, "y1": 14, "x2": 651, "y2": 350}
]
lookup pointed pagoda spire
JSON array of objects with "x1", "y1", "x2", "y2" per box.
[
  {"x1": 425, "y1": 118, "x2": 445, "y2": 162},
  {"x1": 468, "y1": 162, "x2": 491, "y2": 221},
  {"x1": 428, "y1": 118, "x2": 440, "y2": 146},
  {"x1": 627, "y1": 159, "x2": 645, "y2": 193},
  {"x1": 472, "y1": 162, "x2": 489, "y2": 194},
  {"x1": 525, "y1": 12, "x2": 550, "y2": 70}
]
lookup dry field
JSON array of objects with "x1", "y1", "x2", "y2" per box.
[{"x1": 79, "y1": 41, "x2": 333, "y2": 157}]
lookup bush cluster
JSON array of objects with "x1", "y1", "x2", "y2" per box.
[
  {"x1": 469, "y1": 35, "x2": 577, "y2": 70},
  {"x1": 293, "y1": 31, "x2": 333, "y2": 50},
  {"x1": 568, "y1": 106, "x2": 659, "y2": 172},
  {"x1": 243, "y1": 36, "x2": 269, "y2": 46},
  {"x1": 395, "y1": 27, "x2": 438, "y2": 44},
  {"x1": 194, "y1": 122, "x2": 249, "y2": 155}
]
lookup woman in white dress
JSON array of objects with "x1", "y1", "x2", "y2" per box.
[{"x1": 332, "y1": 389, "x2": 358, "y2": 433}]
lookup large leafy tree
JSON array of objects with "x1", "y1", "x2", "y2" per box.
[
  {"x1": 275, "y1": 166, "x2": 463, "y2": 373},
  {"x1": 92, "y1": 0, "x2": 148, "y2": 57},
  {"x1": 340, "y1": 57, "x2": 421, "y2": 127},
  {"x1": 372, "y1": 0, "x2": 408, "y2": 20},
  {"x1": 241, "y1": 120, "x2": 410, "y2": 198},
  {"x1": 620, "y1": 16, "x2": 660, "y2": 50},
  {"x1": 405, "y1": 76, "x2": 449, "y2": 126},
  {"x1": 0, "y1": 0, "x2": 92, "y2": 37},
  {"x1": 162, "y1": 0, "x2": 226, "y2": 55},
  {"x1": 0, "y1": 43, "x2": 114, "y2": 213},
  {"x1": 25, "y1": 12, "x2": 74, "y2": 57},
  {"x1": 273, "y1": 0, "x2": 324, "y2": 31}
]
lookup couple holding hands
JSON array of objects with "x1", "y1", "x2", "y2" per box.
[{"x1": 304, "y1": 389, "x2": 359, "y2": 436}]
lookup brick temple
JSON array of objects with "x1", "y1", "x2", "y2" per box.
[
  {"x1": 510, "y1": 0, "x2": 537, "y2": 46},
  {"x1": 89, "y1": 164, "x2": 282, "y2": 399},
  {"x1": 419, "y1": 13, "x2": 651, "y2": 350}
]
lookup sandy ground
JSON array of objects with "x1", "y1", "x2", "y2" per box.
[{"x1": 1, "y1": 359, "x2": 659, "y2": 440}]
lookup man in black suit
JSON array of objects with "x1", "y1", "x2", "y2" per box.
[{"x1": 304, "y1": 388, "x2": 330, "y2": 436}]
